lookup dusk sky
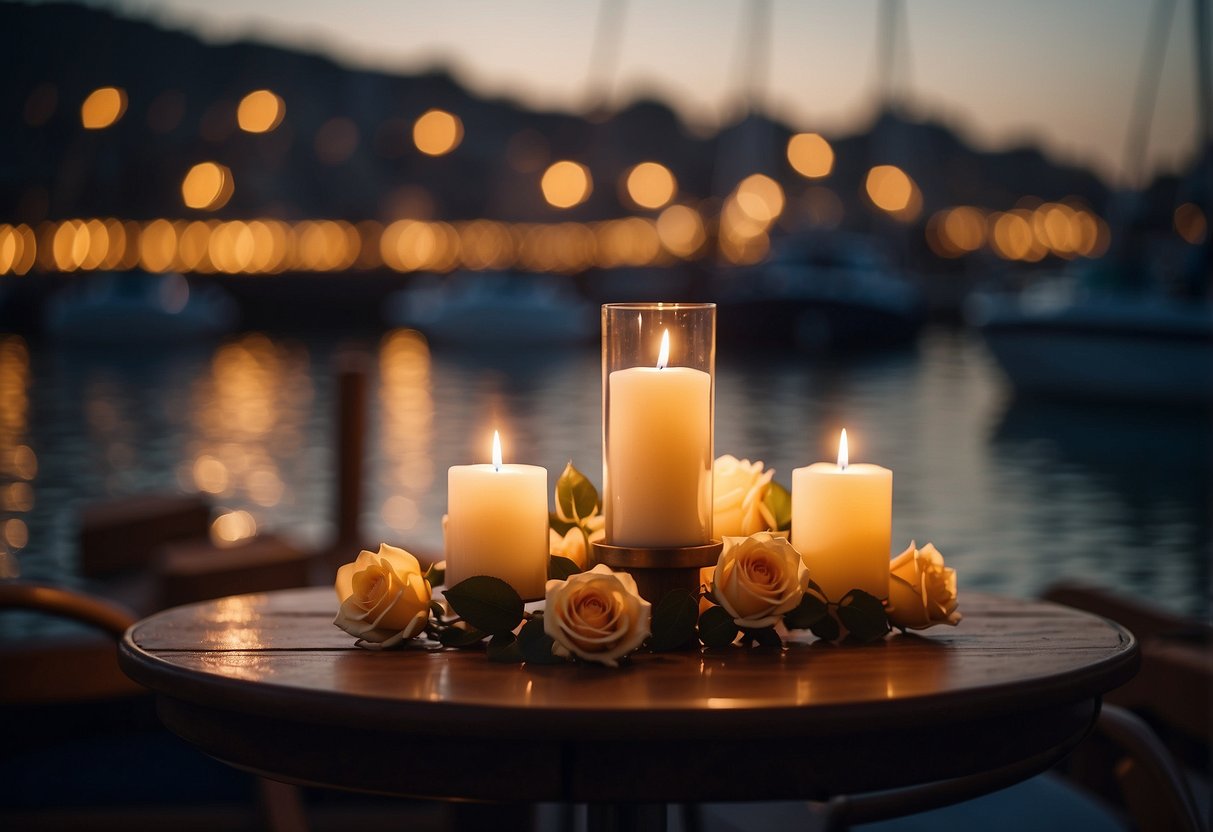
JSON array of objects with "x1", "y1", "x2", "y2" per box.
[{"x1": 58, "y1": 1, "x2": 1212, "y2": 186}]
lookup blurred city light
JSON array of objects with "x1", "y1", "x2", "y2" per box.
[
  {"x1": 80, "y1": 86, "x2": 127, "y2": 129},
  {"x1": 236, "y1": 89, "x2": 285, "y2": 133},
  {"x1": 541, "y1": 160, "x2": 592, "y2": 209},
  {"x1": 182, "y1": 162, "x2": 235, "y2": 211},
  {"x1": 412, "y1": 109, "x2": 463, "y2": 156},
  {"x1": 786, "y1": 133, "x2": 834, "y2": 179},
  {"x1": 623, "y1": 162, "x2": 677, "y2": 210}
]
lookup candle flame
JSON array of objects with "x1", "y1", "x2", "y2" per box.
[
  {"x1": 656, "y1": 329, "x2": 670, "y2": 369},
  {"x1": 838, "y1": 428, "x2": 849, "y2": 470},
  {"x1": 492, "y1": 430, "x2": 502, "y2": 471}
]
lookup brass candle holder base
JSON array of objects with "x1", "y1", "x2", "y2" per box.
[{"x1": 591, "y1": 541, "x2": 723, "y2": 605}]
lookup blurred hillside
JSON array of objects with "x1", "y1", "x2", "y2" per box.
[{"x1": 2, "y1": 1, "x2": 1126, "y2": 226}]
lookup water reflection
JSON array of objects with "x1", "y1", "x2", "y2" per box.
[
  {"x1": 377, "y1": 330, "x2": 434, "y2": 534},
  {"x1": 185, "y1": 333, "x2": 312, "y2": 526},
  {"x1": 990, "y1": 397, "x2": 1211, "y2": 610},
  {"x1": 0, "y1": 336, "x2": 31, "y2": 577},
  {"x1": 2, "y1": 324, "x2": 1208, "y2": 625}
]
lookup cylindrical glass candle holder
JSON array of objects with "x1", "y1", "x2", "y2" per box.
[{"x1": 601, "y1": 303, "x2": 716, "y2": 548}]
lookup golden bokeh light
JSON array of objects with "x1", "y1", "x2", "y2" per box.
[
  {"x1": 734, "y1": 174, "x2": 785, "y2": 225},
  {"x1": 381, "y1": 220, "x2": 460, "y2": 272},
  {"x1": 787, "y1": 133, "x2": 834, "y2": 179},
  {"x1": 1174, "y1": 203, "x2": 1208, "y2": 245},
  {"x1": 3, "y1": 518, "x2": 28, "y2": 550},
  {"x1": 865, "y1": 165, "x2": 913, "y2": 213},
  {"x1": 541, "y1": 160, "x2": 592, "y2": 209},
  {"x1": 656, "y1": 205, "x2": 706, "y2": 259},
  {"x1": 80, "y1": 87, "x2": 127, "y2": 129},
  {"x1": 989, "y1": 210, "x2": 1041, "y2": 261},
  {"x1": 623, "y1": 162, "x2": 677, "y2": 210},
  {"x1": 0, "y1": 224, "x2": 37, "y2": 276},
  {"x1": 139, "y1": 219, "x2": 179, "y2": 272},
  {"x1": 211, "y1": 510, "x2": 257, "y2": 547},
  {"x1": 457, "y1": 220, "x2": 514, "y2": 270},
  {"x1": 413, "y1": 109, "x2": 464, "y2": 156},
  {"x1": 237, "y1": 89, "x2": 285, "y2": 133},
  {"x1": 182, "y1": 162, "x2": 234, "y2": 211}
]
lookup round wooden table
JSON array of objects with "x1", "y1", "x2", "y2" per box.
[{"x1": 118, "y1": 588, "x2": 1138, "y2": 828}]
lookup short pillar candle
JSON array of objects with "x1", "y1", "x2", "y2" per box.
[
  {"x1": 446, "y1": 431, "x2": 548, "y2": 600},
  {"x1": 791, "y1": 429, "x2": 891, "y2": 602}
]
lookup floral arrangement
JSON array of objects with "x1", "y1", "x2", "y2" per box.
[{"x1": 332, "y1": 457, "x2": 960, "y2": 666}]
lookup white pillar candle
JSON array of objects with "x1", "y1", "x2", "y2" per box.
[
  {"x1": 606, "y1": 330, "x2": 712, "y2": 547},
  {"x1": 791, "y1": 429, "x2": 891, "y2": 602},
  {"x1": 446, "y1": 431, "x2": 548, "y2": 600}
]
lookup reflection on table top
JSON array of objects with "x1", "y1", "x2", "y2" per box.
[{"x1": 121, "y1": 587, "x2": 1137, "y2": 740}]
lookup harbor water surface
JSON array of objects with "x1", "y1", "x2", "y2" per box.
[{"x1": 2, "y1": 323, "x2": 1208, "y2": 636}]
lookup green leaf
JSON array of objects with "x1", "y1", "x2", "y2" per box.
[
  {"x1": 428, "y1": 601, "x2": 447, "y2": 620},
  {"x1": 807, "y1": 578, "x2": 827, "y2": 599},
  {"x1": 487, "y1": 632, "x2": 522, "y2": 663},
  {"x1": 443, "y1": 576, "x2": 525, "y2": 636},
  {"x1": 555, "y1": 461, "x2": 600, "y2": 524},
  {"x1": 518, "y1": 618, "x2": 564, "y2": 664},
  {"x1": 548, "y1": 554, "x2": 583, "y2": 582},
  {"x1": 810, "y1": 613, "x2": 841, "y2": 642},
  {"x1": 838, "y1": 590, "x2": 891, "y2": 643},
  {"x1": 424, "y1": 562, "x2": 445, "y2": 587},
  {"x1": 746, "y1": 626, "x2": 783, "y2": 648},
  {"x1": 438, "y1": 623, "x2": 487, "y2": 648},
  {"x1": 783, "y1": 592, "x2": 829, "y2": 630},
  {"x1": 764, "y1": 481, "x2": 793, "y2": 531},
  {"x1": 549, "y1": 512, "x2": 578, "y2": 537},
  {"x1": 698, "y1": 605, "x2": 740, "y2": 648},
  {"x1": 648, "y1": 589, "x2": 699, "y2": 652}
]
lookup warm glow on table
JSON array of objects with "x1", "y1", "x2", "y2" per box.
[
  {"x1": 446, "y1": 430, "x2": 548, "y2": 599},
  {"x1": 791, "y1": 429, "x2": 892, "y2": 602}
]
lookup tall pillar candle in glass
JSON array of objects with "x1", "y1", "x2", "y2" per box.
[{"x1": 595, "y1": 303, "x2": 720, "y2": 602}]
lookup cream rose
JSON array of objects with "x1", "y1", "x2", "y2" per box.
[
  {"x1": 713, "y1": 455, "x2": 776, "y2": 538},
  {"x1": 888, "y1": 541, "x2": 962, "y2": 630},
  {"x1": 548, "y1": 515, "x2": 604, "y2": 570},
  {"x1": 712, "y1": 532, "x2": 809, "y2": 628},
  {"x1": 334, "y1": 543, "x2": 431, "y2": 647},
  {"x1": 544, "y1": 564, "x2": 651, "y2": 667}
]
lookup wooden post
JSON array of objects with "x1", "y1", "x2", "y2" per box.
[{"x1": 334, "y1": 352, "x2": 368, "y2": 549}]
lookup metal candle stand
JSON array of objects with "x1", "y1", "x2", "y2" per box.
[{"x1": 591, "y1": 541, "x2": 723, "y2": 605}]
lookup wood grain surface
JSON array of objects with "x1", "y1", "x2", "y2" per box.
[{"x1": 118, "y1": 588, "x2": 1139, "y2": 802}]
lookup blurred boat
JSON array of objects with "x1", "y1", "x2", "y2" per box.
[
  {"x1": 45, "y1": 272, "x2": 237, "y2": 343},
  {"x1": 968, "y1": 275, "x2": 1213, "y2": 404},
  {"x1": 385, "y1": 271, "x2": 596, "y2": 345},
  {"x1": 710, "y1": 232, "x2": 924, "y2": 350}
]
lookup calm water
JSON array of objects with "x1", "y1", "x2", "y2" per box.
[{"x1": 1, "y1": 324, "x2": 1209, "y2": 632}]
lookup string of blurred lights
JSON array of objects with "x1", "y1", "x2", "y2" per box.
[
  {"x1": 8, "y1": 83, "x2": 1206, "y2": 279},
  {"x1": 0, "y1": 199, "x2": 1129, "y2": 278}
]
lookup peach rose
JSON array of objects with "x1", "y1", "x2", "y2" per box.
[
  {"x1": 712, "y1": 532, "x2": 809, "y2": 628},
  {"x1": 888, "y1": 541, "x2": 962, "y2": 630},
  {"x1": 713, "y1": 455, "x2": 776, "y2": 538},
  {"x1": 544, "y1": 564, "x2": 651, "y2": 667},
  {"x1": 334, "y1": 543, "x2": 431, "y2": 647},
  {"x1": 548, "y1": 515, "x2": 604, "y2": 570}
]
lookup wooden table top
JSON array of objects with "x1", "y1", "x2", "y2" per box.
[{"x1": 118, "y1": 587, "x2": 1139, "y2": 803}]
